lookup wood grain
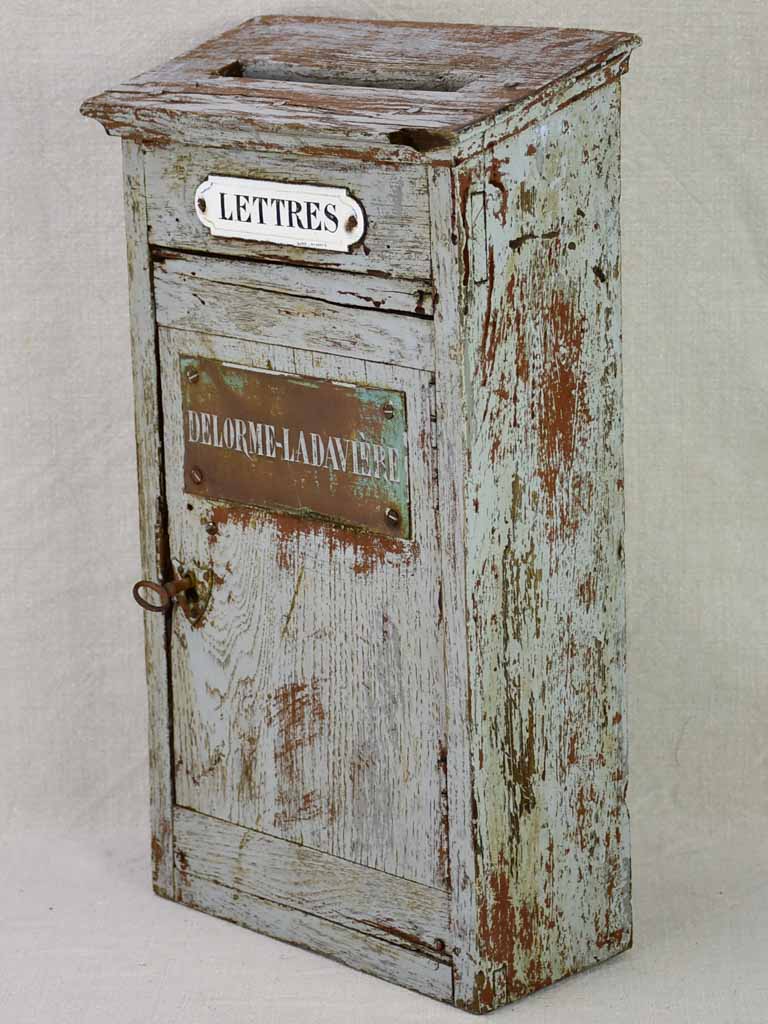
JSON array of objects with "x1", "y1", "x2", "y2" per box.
[
  {"x1": 153, "y1": 256, "x2": 434, "y2": 372},
  {"x1": 173, "y1": 806, "x2": 450, "y2": 955},
  {"x1": 176, "y1": 872, "x2": 453, "y2": 1001},
  {"x1": 427, "y1": 163, "x2": 482, "y2": 1008},
  {"x1": 81, "y1": 18, "x2": 640, "y2": 160},
  {"x1": 154, "y1": 250, "x2": 434, "y2": 316},
  {"x1": 159, "y1": 328, "x2": 449, "y2": 891},
  {"x1": 143, "y1": 145, "x2": 432, "y2": 279},
  {"x1": 453, "y1": 83, "x2": 632, "y2": 1011},
  {"x1": 122, "y1": 141, "x2": 174, "y2": 898}
]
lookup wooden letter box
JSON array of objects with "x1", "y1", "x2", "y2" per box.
[{"x1": 82, "y1": 17, "x2": 640, "y2": 1013}]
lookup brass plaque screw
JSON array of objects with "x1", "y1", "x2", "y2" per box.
[
  {"x1": 382, "y1": 403, "x2": 395, "y2": 419},
  {"x1": 385, "y1": 507, "x2": 400, "y2": 527},
  {"x1": 186, "y1": 367, "x2": 200, "y2": 383},
  {"x1": 190, "y1": 466, "x2": 204, "y2": 485},
  {"x1": 345, "y1": 214, "x2": 358, "y2": 232},
  {"x1": 197, "y1": 196, "x2": 206, "y2": 213}
]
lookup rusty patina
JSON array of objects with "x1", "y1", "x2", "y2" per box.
[{"x1": 180, "y1": 355, "x2": 411, "y2": 539}]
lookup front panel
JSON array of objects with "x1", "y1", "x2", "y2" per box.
[
  {"x1": 144, "y1": 144, "x2": 433, "y2": 283},
  {"x1": 159, "y1": 325, "x2": 448, "y2": 890}
]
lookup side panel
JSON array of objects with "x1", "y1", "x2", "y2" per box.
[
  {"x1": 122, "y1": 141, "x2": 174, "y2": 896},
  {"x1": 457, "y1": 83, "x2": 631, "y2": 1010}
]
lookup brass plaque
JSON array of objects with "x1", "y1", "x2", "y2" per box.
[{"x1": 180, "y1": 356, "x2": 410, "y2": 538}]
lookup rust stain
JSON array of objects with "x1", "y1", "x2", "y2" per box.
[
  {"x1": 574, "y1": 782, "x2": 598, "y2": 852},
  {"x1": 211, "y1": 503, "x2": 415, "y2": 577},
  {"x1": 281, "y1": 564, "x2": 305, "y2": 638},
  {"x1": 478, "y1": 246, "x2": 498, "y2": 386},
  {"x1": 437, "y1": 739, "x2": 450, "y2": 886},
  {"x1": 489, "y1": 432, "x2": 502, "y2": 465},
  {"x1": 265, "y1": 677, "x2": 327, "y2": 830},
  {"x1": 501, "y1": 538, "x2": 542, "y2": 650},
  {"x1": 474, "y1": 970, "x2": 496, "y2": 1013},
  {"x1": 487, "y1": 157, "x2": 509, "y2": 224},
  {"x1": 269, "y1": 679, "x2": 325, "y2": 747},
  {"x1": 274, "y1": 510, "x2": 415, "y2": 576},
  {"x1": 519, "y1": 181, "x2": 536, "y2": 214},
  {"x1": 151, "y1": 835, "x2": 165, "y2": 882},
  {"x1": 477, "y1": 856, "x2": 555, "y2": 1003},
  {"x1": 359, "y1": 920, "x2": 430, "y2": 951},
  {"x1": 176, "y1": 848, "x2": 190, "y2": 887},
  {"x1": 536, "y1": 287, "x2": 590, "y2": 522},
  {"x1": 274, "y1": 789, "x2": 322, "y2": 826},
  {"x1": 457, "y1": 167, "x2": 474, "y2": 294},
  {"x1": 578, "y1": 573, "x2": 597, "y2": 610},
  {"x1": 478, "y1": 861, "x2": 515, "y2": 957},
  {"x1": 567, "y1": 733, "x2": 578, "y2": 765},
  {"x1": 509, "y1": 228, "x2": 559, "y2": 252}
]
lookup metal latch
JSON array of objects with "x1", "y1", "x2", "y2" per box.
[{"x1": 132, "y1": 575, "x2": 196, "y2": 613}]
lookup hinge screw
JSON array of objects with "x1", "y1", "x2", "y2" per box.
[
  {"x1": 190, "y1": 467, "x2": 204, "y2": 485},
  {"x1": 385, "y1": 507, "x2": 400, "y2": 527}
]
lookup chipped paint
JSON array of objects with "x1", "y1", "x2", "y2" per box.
[
  {"x1": 456, "y1": 83, "x2": 631, "y2": 1011},
  {"x1": 161, "y1": 331, "x2": 447, "y2": 891},
  {"x1": 99, "y1": 16, "x2": 637, "y2": 1008}
]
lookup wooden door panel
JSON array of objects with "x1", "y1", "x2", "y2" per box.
[{"x1": 159, "y1": 327, "x2": 448, "y2": 889}]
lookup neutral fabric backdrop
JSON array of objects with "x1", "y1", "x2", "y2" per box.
[{"x1": 2, "y1": 2, "x2": 766, "y2": 1022}]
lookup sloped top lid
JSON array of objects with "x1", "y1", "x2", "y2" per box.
[{"x1": 81, "y1": 16, "x2": 640, "y2": 159}]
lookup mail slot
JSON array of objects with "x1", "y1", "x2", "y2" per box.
[{"x1": 81, "y1": 16, "x2": 640, "y2": 1014}]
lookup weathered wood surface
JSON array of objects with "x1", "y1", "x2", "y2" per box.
[
  {"x1": 122, "y1": 141, "x2": 174, "y2": 898},
  {"x1": 153, "y1": 255, "x2": 434, "y2": 372},
  {"x1": 176, "y1": 872, "x2": 454, "y2": 1002},
  {"x1": 427, "y1": 164, "x2": 483, "y2": 1007},
  {"x1": 160, "y1": 327, "x2": 449, "y2": 891},
  {"x1": 154, "y1": 250, "x2": 434, "y2": 316},
  {"x1": 95, "y1": 20, "x2": 638, "y2": 1009},
  {"x1": 143, "y1": 145, "x2": 432, "y2": 279},
  {"x1": 174, "y1": 807, "x2": 450, "y2": 955},
  {"x1": 81, "y1": 17, "x2": 639, "y2": 161},
  {"x1": 454, "y1": 50, "x2": 636, "y2": 163},
  {"x1": 450, "y1": 84, "x2": 631, "y2": 1012}
]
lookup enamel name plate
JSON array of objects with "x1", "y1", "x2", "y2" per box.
[{"x1": 194, "y1": 175, "x2": 366, "y2": 252}]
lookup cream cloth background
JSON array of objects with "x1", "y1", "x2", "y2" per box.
[{"x1": 2, "y1": 2, "x2": 766, "y2": 1022}]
